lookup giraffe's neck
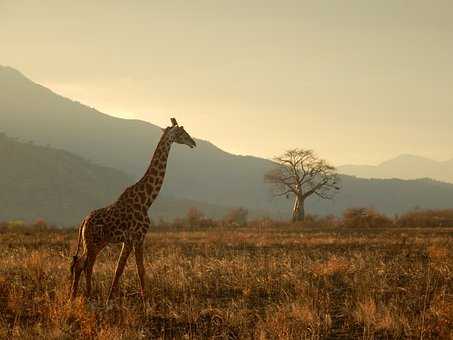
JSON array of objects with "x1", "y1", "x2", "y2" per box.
[{"x1": 123, "y1": 129, "x2": 174, "y2": 210}]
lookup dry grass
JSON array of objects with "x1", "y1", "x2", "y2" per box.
[{"x1": 0, "y1": 226, "x2": 452, "y2": 339}]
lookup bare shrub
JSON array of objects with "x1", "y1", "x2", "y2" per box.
[
  {"x1": 342, "y1": 207, "x2": 394, "y2": 228},
  {"x1": 396, "y1": 209, "x2": 453, "y2": 228},
  {"x1": 31, "y1": 218, "x2": 49, "y2": 231},
  {"x1": 223, "y1": 207, "x2": 248, "y2": 227},
  {"x1": 186, "y1": 207, "x2": 205, "y2": 227}
]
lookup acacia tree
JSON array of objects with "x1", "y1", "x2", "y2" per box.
[{"x1": 264, "y1": 149, "x2": 340, "y2": 222}]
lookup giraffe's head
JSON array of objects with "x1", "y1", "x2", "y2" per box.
[{"x1": 168, "y1": 118, "x2": 197, "y2": 148}]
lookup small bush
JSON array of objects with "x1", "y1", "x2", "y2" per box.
[
  {"x1": 396, "y1": 209, "x2": 453, "y2": 228},
  {"x1": 342, "y1": 208, "x2": 394, "y2": 228},
  {"x1": 186, "y1": 207, "x2": 205, "y2": 227},
  {"x1": 31, "y1": 218, "x2": 49, "y2": 231},
  {"x1": 223, "y1": 207, "x2": 248, "y2": 227}
]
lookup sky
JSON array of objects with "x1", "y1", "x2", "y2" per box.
[{"x1": 1, "y1": 0, "x2": 452, "y2": 165}]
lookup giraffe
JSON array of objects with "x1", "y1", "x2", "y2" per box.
[{"x1": 69, "y1": 118, "x2": 196, "y2": 303}]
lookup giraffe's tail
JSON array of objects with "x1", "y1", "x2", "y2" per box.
[{"x1": 70, "y1": 219, "x2": 85, "y2": 276}]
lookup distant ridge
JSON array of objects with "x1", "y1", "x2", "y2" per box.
[{"x1": 339, "y1": 154, "x2": 453, "y2": 183}]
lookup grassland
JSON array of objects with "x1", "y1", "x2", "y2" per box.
[{"x1": 0, "y1": 225, "x2": 451, "y2": 339}]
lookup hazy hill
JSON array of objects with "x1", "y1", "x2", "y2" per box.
[
  {"x1": 0, "y1": 133, "x2": 258, "y2": 225},
  {"x1": 310, "y1": 175, "x2": 453, "y2": 216},
  {"x1": 1, "y1": 65, "x2": 453, "y2": 221},
  {"x1": 0, "y1": 65, "x2": 280, "y2": 213},
  {"x1": 0, "y1": 132, "x2": 129, "y2": 224},
  {"x1": 339, "y1": 154, "x2": 453, "y2": 183}
]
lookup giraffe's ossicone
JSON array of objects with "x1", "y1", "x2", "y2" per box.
[{"x1": 69, "y1": 118, "x2": 196, "y2": 303}]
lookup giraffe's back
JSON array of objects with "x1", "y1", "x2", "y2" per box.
[{"x1": 82, "y1": 203, "x2": 150, "y2": 247}]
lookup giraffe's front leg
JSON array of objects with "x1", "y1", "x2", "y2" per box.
[
  {"x1": 134, "y1": 241, "x2": 146, "y2": 301},
  {"x1": 107, "y1": 242, "x2": 132, "y2": 303}
]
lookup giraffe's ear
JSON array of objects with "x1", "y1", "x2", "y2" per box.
[{"x1": 171, "y1": 118, "x2": 178, "y2": 126}]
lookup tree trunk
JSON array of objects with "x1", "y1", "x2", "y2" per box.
[{"x1": 292, "y1": 194, "x2": 305, "y2": 222}]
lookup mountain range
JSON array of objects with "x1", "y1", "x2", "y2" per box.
[
  {"x1": 1, "y1": 65, "x2": 453, "y2": 224},
  {"x1": 339, "y1": 155, "x2": 453, "y2": 183}
]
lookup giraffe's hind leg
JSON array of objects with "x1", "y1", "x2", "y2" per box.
[
  {"x1": 83, "y1": 250, "x2": 97, "y2": 298},
  {"x1": 70, "y1": 253, "x2": 87, "y2": 300},
  {"x1": 83, "y1": 241, "x2": 107, "y2": 299}
]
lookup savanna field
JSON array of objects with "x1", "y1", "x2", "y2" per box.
[{"x1": 0, "y1": 224, "x2": 452, "y2": 339}]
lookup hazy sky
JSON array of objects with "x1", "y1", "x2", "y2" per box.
[{"x1": 1, "y1": 1, "x2": 452, "y2": 165}]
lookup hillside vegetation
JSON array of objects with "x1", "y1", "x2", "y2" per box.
[
  {"x1": 0, "y1": 134, "x2": 256, "y2": 225},
  {"x1": 0, "y1": 133, "x2": 129, "y2": 224}
]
